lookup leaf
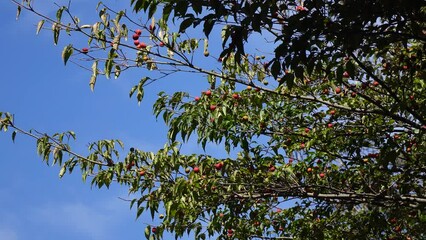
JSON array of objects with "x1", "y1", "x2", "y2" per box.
[
  {"x1": 61, "y1": 44, "x2": 73, "y2": 65},
  {"x1": 56, "y1": 7, "x2": 65, "y2": 22},
  {"x1": 105, "y1": 59, "x2": 113, "y2": 79},
  {"x1": 36, "y1": 20, "x2": 45, "y2": 35},
  {"x1": 16, "y1": 6, "x2": 21, "y2": 20},
  {"x1": 203, "y1": 18, "x2": 215, "y2": 37},
  {"x1": 89, "y1": 61, "x2": 98, "y2": 91},
  {"x1": 52, "y1": 23, "x2": 60, "y2": 45},
  {"x1": 179, "y1": 17, "x2": 194, "y2": 33},
  {"x1": 336, "y1": 65, "x2": 344, "y2": 83},
  {"x1": 144, "y1": 226, "x2": 151, "y2": 239},
  {"x1": 59, "y1": 165, "x2": 66, "y2": 178},
  {"x1": 11, "y1": 130, "x2": 17, "y2": 143}
]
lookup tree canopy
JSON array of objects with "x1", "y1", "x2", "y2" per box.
[{"x1": 2, "y1": 0, "x2": 426, "y2": 239}]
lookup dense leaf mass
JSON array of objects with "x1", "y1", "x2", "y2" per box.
[{"x1": 3, "y1": 0, "x2": 426, "y2": 239}]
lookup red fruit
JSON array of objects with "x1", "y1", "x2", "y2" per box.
[
  {"x1": 159, "y1": 41, "x2": 165, "y2": 47},
  {"x1": 389, "y1": 218, "x2": 397, "y2": 224},
  {"x1": 305, "y1": 128, "x2": 310, "y2": 133},
  {"x1": 409, "y1": 95, "x2": 414, "y2": 100},
  {"x1": 276, "y1": 208, "x2": 282, "y2": 213},
  {"x1": 135, "y1": 29, "x2": 142, "y2": 36},
  {"x1": 329, "y1": 109, "x2": 336, "y2": 115},
  {"x1": 194, "y1": 96, "x2": 200, "y2": 101},
  {"x1": 81, "y1": 48, "x2": 89, "y2": 53},
  {"x1": 132, "y1": 34, "x2": 139, "y2": 40},
  {"x1": 307, "y1": 167, "x2": 313, "y2": 173},
  {"x1": 394, "y1": 226, "x2": 401, "y2": 233},
  {"x1": 327, "y1": 123, "x2": 333, "y2": 128},
  {"x1": 139, "y1": 170, "x2": 146, "y2": 176},
  {"x1": 210, "y1": 105, "x2": 217, "y2": 111},
  {"x1": 193, "y1": 166, "x2": 200, "y2": 173},
  {"x1": 402, "y1": 65, "x2": 409, "y2": 70},
  {"x1": 205, "y1": 90, "x2": 212, "y2": 96},
  {"x1": 335, "y1": 87, "x2": 341, "y2": 94},
  {"x1": 137, "y1": 42, "x2": 147, "y2": 49},
  {"x1": 232, "y1": 93, "x2": 240, "y2": 99},
  {"x1": 300, "y1": 142, "x2": 305, "y2": 149},
  {"x1": 288, "y1": 158, "x2": 293, "y2": 164},
  {"x1": 126, "y1": 161, "x2": 135, "y2": 170},
  {"x1": 296, "y1": 5, "x2": 305, "y2": 11},
  {"x1": 343, "y1": 71, "x2": 350, "y2": 78},
  {"x1": 269, "y1": 165, "x2": 276, "y2": 172},
  {"x1": 214, "y1": 162, "x2": 223, "y2": 170},
  {"x1": 227, "y1": 229, "x2": 234, "y2": 235},
  {"x1": 373, "y1": 81, "x2": 379, "y2": 87},
  {"x1": 219, "y1": 213, "x2": 224, "y2": 218},
  {"x1": 133, "y1": 40, "x2": 140, "y2": 46},
  {"x1": 152, "y1": 227, "x2": 157, "y2": 233},
  {"x1": 319, "y1": 172, "x2": 325, "y2": 178}
]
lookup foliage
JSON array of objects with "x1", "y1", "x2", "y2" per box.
[{"x1": 4, "y1": 0, "x2": 426, "y2": 239}]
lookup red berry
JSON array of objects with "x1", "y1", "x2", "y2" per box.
[
  {"x1": 307, "y1": 167, "x2": 313, "y2": 173},
  {"x1": 137, "y1": 42, "x2": 147, "y2": 49},
  {"x1": 319, "y1": 172, "x2": 325, "y2": 178},
  {"x1": 373, "y1": 81, "x2": 379, "y2": 87},
  {"x1": 232, "y1": 93, "x2": 240, "y2": 99},
  {"x1": 343, "y1": 71, "x2": 350, "y2": 78},
  {"x1": 300, "y1": 142, "x2": 305, "y2": 149},
  {"x1": 132, "y1": 34, "x2": 139, "y2": 40},
  {"x1": 327, "y1": 123, "x2": 333, "y2": 128},
  {"x1": 215, "y1": 162, "x2": 223, "y2": 170},
  {"x1": 305, "y1": 128, "x2": 310, "y2": 133},
  {"x1": 194, "y1": 96, "x2": 200, "y2": 101},
  {"x1": 205, "y1": 90, "x2": 212, "y2": 96},
  {"x1": 335, "y1": 87, "x2": 341, "y2": 94},
  {"x1": 135, "y1": 29, "x2": 142, "y2": 36},
  {"x1": 296, "y1": 5, "x2": 305, "y2": 11},
  {"x1": 159, "y1": 41, "x2": 165, "y2": 47},
  {"x1": 269, "y1": 165, "x2": 276, "y2": 172},
  {"x1": 139, "y1": 170, "x2": 146, "y2": 176},
  {"x1": 329, "y1": 109, "x2": 336, "y2": 115},
  {"x1": 134, "y1": 40, "x2": 140, "y2": 46},
  {"x1": 193, "y1": 167, "x2": 200, "y2": 173},
  {"x1": 152, "y1": 227, "x2": 157, "y2": 233},
  {"x1": 209, "y1": 105, "x2": 217, "y2": 111},
  {"x1": 81, "y1": 48, "x2": 89, "y2": 53}
]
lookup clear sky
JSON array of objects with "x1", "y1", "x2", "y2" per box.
[{"x1": 0, "y1": 1, "x2": 227, "y2": 239}]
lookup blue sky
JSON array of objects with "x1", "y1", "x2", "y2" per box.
[{"x1": 0, "y1": 1, "x2": 224, "y2": 239}]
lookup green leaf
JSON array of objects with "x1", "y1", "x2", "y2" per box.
[
  {"x1": 52, "y1": 23, "x2": 60, "y2": 45},
  {"x1": 11, "y1": 130, "x2": 17, "y2": 143},
  {"x1": 145, "y1": 226, "x2": 151, "y2": 239},
  {"x1": 61, "y1": 44, "x2": 73, "y2": 65},
  {"x1": 89, "y1": 61, "x2": 98, "y2": 91},
  {"x1": 16, "y1": 6, "x2": 21, "y2": 20},
  {"x1": 56, "y1": 7, "x2": 65, "y2": 22},
  {"x1": 36, "y1": 20, "x2": 45, "y2": 35},
  {"x1": 59, "y1": 165, "x2": 66, "y2": 178},
  {"x1": 179, "y1": 17, "x2": 194, "y2": 33}
]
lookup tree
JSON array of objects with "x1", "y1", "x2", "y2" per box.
[{"x1": 2, "y1": 0, "x2": 426, "y2": 239}]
